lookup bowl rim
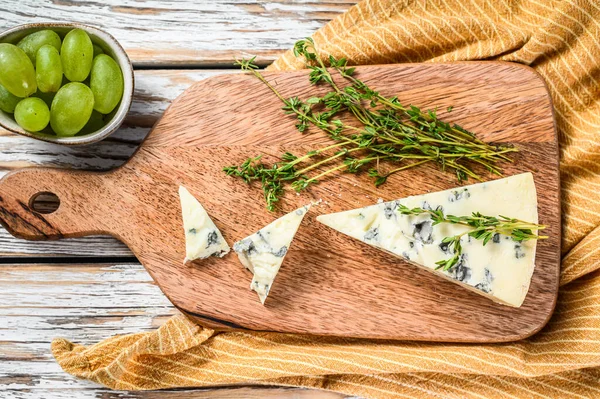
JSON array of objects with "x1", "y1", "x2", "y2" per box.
[{"x1": 0, "y1": 22, "x2": 134, "y2": 146}]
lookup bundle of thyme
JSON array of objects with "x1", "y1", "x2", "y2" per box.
[
  {"x1": 224, "y1": 38, "x2": 517, "y2": 211},
  {"x1": 398, "y1": 204, "x2": 547, "y2": 270}
]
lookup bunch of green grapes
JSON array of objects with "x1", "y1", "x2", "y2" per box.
[{"x1": 0, "y1": 29, "x2": 124, "y2": 136}]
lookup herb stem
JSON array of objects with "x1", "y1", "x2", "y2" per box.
[
  {"x1": 398, "y1": 204, "x2": 547, "y2": 270},
  {"x1": 283, "y1": 142, "x2": 347, "y2": 170},
  {"x1": 292, "y1": 147, "x2": 361, "y2": 176},
  {"x1": 229, "y1": 43, "x2": 518, "y2": 211},
  {"x1": 307, "y1": 155, "x2": 388, "y2": 184},
  {"x1": 379, "y1": 159, "x2": 431, "y2": 177}
]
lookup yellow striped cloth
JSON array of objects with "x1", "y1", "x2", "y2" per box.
[{"x1": 52, "y1": 0, "x2": 600, "y2": 397}]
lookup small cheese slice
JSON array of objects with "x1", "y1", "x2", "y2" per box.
[
  {"x1": 179, "y1": 186, "x2": 230, "y2": 262},
  {"x1": 234, "y1": 204, "x2": 311, "y2": 304},
  {"x1": 317, "y1": 173, "x2": 538, "y2": 307}
]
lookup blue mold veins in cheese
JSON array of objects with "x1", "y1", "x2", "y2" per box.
[
  {"x1": 179, "y1": 186, "x2": 230, "y2": 263},
  {"x1": 316, "y1": 173, "x2": 539, "y2": 307},
  {"x1": 234, "y1": 204, "x2": 311, "y2": 304}
]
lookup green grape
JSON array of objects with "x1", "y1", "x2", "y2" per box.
[
  {"x1": 92, "y1": 44, "x2": 104, "y2": 58},
  {"x1": 50, "y1": 82, "x2": 94, "y2": 136},
  {"x1": 17, "y1": 29, "x2": 61, "y2": 64},
  {"x1": 79, "y1": 110, "x2": 105, "y2": 135},
  {"x1": 104, "y1": 105, "x2": 119, "y2": 122},
  {"x1": 0, "y1": 83, "x2": 22, "y2": 113},
  {"x1": 90, "y1": 54, "x2": 124, "y2": 114},
  {"x1": 61, "y1": 29, "x2": 93, "y2": 82},
  {"x1": 0, "y1": 43, "x2": 37, "y2": 97},
  {"x1": 36, "y1": 45, "x2": 63, "y2": 93},
  {"x1": 14, "y1": 97, "x2": 50, "y2": 132},
  {"x1": 32, "y1": 90, "x2": 56, "y2": 108}
]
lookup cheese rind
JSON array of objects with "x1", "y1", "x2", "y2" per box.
[
  {"x1": 234, "y1": 204, "x2": 310, "y2": 304},
  {"x1": 317, "y1": 173, "x2": 538, "y2": 307},
  {"x1": 179, "y1": 186, "x2": 230, "y2": 262}
]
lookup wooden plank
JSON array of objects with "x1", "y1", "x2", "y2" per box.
[
  {"x1": 0, "y1": 69, "x2": 232, "y2": 258},
  {"x1": 0, "y1": 262, "x2": 164, "y2": 391},
  {"x1": 0, "y1": 262, "x2": 354, "y2": 398},
  {"x1": 0, "y1": 263, "x2": 174, "y2": 343},
  {"x1": 0, "y1": 229, "x2": 131, "y2": 257},
  {"x1": 0, "y1": 0, "x2": 357, "y2": 67}
]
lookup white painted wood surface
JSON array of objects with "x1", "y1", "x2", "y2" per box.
[
  {"x1": 0, "y1": 0, "x2": 354, "y2": 67},
  {"x1": 0, "y1": 1, "x2": 362, "y2": 396}
]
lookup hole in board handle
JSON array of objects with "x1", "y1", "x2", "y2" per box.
[{"x1": 29, "y1": 192, "x2": 60, "y2": 214}]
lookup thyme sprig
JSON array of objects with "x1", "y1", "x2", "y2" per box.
[
  {"x1": 226, "y1": 39, "x2": 518, "y2": 211},
  {"x1": 398, "y1": 204, "x2": 548, "y2": 270}
]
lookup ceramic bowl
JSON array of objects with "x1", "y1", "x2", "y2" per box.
[{"x1": 0, "y1": 22, "x2": 134, "y2": 145}]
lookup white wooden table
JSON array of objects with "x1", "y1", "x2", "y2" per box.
[{"x1": 0, "y1": 1, "x2": 359, "y2": 397}]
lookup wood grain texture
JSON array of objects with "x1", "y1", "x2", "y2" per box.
[
  {"x1": 0, "y1": 0, "x2": 356, "y2": 67},
  {"x1": 0, "y1": 229, "x2": 131, "y2": 257},
  {"x1": 0, "y1": 262, "x2": 351, "y2": 399},
  {"x1": 0, "y1": 63, "x2": 560, "y2": 342}
]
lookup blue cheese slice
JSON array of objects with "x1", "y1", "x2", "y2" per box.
[
  {"x1": 317, "y1": 173, "x2": 538, "y2": 307},
  {"x1": 234, "y1": 204, "x2": 311, "y2": 304},
  {"x1": 179, "y1": 186, "x2": 230, "y2": 262}
]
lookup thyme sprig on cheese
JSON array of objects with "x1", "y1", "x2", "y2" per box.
[
  {"x1": 226, "y1": 38, "x2": 517, "y2": 211},
  {"x1": 397, "y1": 204, "x2": 547, "y2": 271}
]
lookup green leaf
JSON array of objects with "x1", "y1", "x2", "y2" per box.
[
  {"x1": 281, "y1": 152, "x2": 298, "y2": 162},
  {"x1": 482, "y1": 232, "x2": 492, "y2": 246},
  {"x1": 374, "y1": 175, "x2": 387, "y2": 187}
]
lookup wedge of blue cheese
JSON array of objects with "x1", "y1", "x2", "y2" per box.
[
  {"x1": 317, "y1": 173, "x2": 539, "y2": 307},
  {"x1": 234, "y1": 204, "x2": 311, "y2": 304},
  {"x1": 179, "y1": 186, "x2": 230, "y2": 263}
]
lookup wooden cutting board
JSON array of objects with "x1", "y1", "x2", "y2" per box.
[{"x1": 0, "y1": 63, "x2": 560, "y2": 342}]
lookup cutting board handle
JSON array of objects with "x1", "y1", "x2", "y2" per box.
[{"x1": 0, "y1": 168, "x2": 112, "y2": 240}]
